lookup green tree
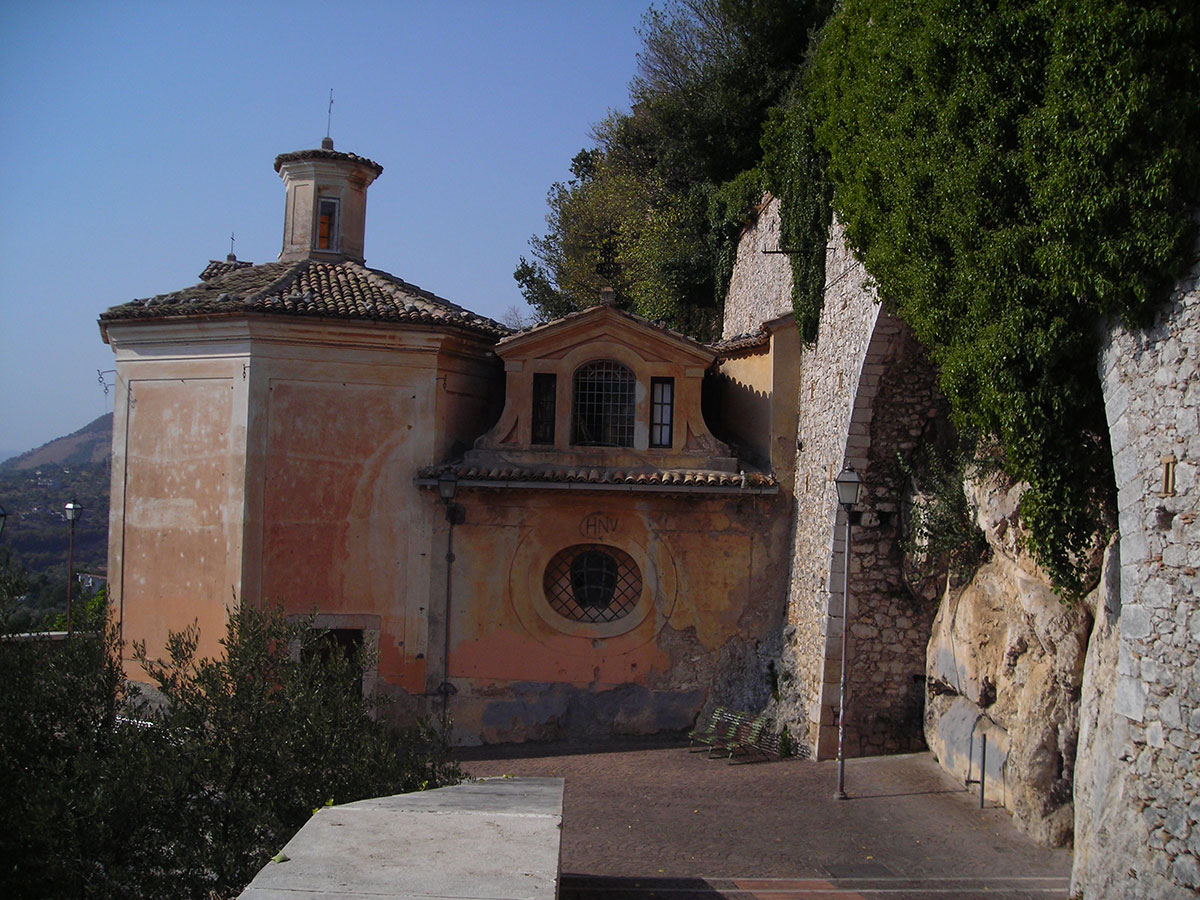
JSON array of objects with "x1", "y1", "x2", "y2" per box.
[
  {"x1": 517, "y1": 0, "x2": 832, "y2": 337},
  {"x1": 807, "y1": 0, "x2": 1200, "y2": 594}
]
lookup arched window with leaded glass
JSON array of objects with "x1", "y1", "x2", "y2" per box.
[{"x1": 572, "y1": 360, "x2": 635, "y2": 447}]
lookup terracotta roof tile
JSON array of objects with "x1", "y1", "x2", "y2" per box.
[
  {"x1": 500, "y1": 304, "x2": 712, "y2": 354},
  {"x1": 273, "y1": 148, "x2": 383, "y2": 177},
  {"x1": 101, "y1": 259, "x2": 508, "y2": 338},
  {"x1": 199, "y1": 257, "x2": 254, "y2": 281},
  {"x1": 711, "y1": 327, "x2": 770, "y2": 355}
]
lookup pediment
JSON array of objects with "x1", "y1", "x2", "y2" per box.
[{"x1": 497, "y1": 306, "x2": 716, "y2": 368}]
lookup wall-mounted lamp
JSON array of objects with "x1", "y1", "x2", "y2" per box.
[
  {"x1": 438, "y1": 469, "x2": 458, "y2": 502},
  {"x1": 835, "y1": 466, "x2": 863, "y2": 508}
]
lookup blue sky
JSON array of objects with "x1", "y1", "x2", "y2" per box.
[{"x1": 0, "y1": 0, "x2": 650, "y2": 458}]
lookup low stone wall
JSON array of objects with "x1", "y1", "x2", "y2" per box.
[{"x1": 240, "y1": 778, "x2": 564, "y2": 899}]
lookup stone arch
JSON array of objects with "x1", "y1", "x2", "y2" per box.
[
  {"x1": 719, "y1": 203, "x2": 950, "y2": 760},
  {"x1": 768, "y1": 220, "x2": 949, "y2": 759}
]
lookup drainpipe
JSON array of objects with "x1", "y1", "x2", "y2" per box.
[{"x1": 437, "y1": 471, "x2": 463, "y2": 734}]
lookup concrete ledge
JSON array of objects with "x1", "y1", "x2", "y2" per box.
[{"x1": 239, "y1": 777, "x2": 564, "y2": 900}]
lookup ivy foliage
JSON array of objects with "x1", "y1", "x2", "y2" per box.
[
  {"x1": 760, "y1": 92, "x2": 832, "y2": 343},
  {"x1": 516, "y1": 0, "x2": 832, "y2": 337},
  {"x1": 899, "y1": 440, "x2": 990, "y2": 585},
  {"x1": 807, "y1": 0, "x2": 1200, "y2": 595}
]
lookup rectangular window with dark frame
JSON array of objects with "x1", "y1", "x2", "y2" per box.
[
  {"x1": 316, "y1": 198, "x2": 339, "y2": 250},
  {"x1": 531, "y1": 373, "x2": 557, "y2": 445},
  {"x1": 650, "y1": 377, "x2": 674, "y2": 448}
]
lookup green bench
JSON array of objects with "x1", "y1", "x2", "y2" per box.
[{"x1": 687, "y1": 708, "x2": 801, "y2": 762}]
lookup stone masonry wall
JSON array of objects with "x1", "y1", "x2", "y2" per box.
[
  {"x1": 847, "y1": 326, "x2": 947, "y2": 755},
  {"x1": 1072, "y1": 242, "x2": 1200, "y2": 898},
  {"x1": 723, "y1": 210, "x2": 947, "y2": 759},
  {"x1": 765, "y1": 219, "x2": 881, "y2": 756},
  {"x1": 722, "y1": 196, "x2": 792, "y2": 339},
  {"x1": 723, "y1": 190, "x2": 1200, "y2": 891}
]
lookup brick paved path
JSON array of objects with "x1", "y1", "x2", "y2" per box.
[{"x1": 460, "y1": 741, "x2": 1072, "y2": 900}]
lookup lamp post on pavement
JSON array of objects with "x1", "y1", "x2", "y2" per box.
[
  {"x1": 833, "y1": 466, "x2": 862, "y2": 800},
  {"x1": 65, "y1": 500, "x2": 82, "y2": 634}
]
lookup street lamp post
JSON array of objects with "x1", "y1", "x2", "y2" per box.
[
  {"x1": 833, "y1": 466, "x2": 862, "y2": 800},
  {"x1": 65, "y1": 500, "x2": 82, "y2": 634}
]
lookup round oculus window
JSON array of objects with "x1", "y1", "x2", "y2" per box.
[{"x1": 543, "y1": 544, "x2": 642, "y2": 624}]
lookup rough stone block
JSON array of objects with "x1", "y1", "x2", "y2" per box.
[
  {"x1": 1121, "y1": 565, "x2": 1148, "y2": 607},
  {"x1": 1173, "y1": 853, "x2": 1200, "y2": 889},
  {"x1": 1122, "y1": 605, "x2": 1153, "y2": 640},
  {"x1": 1113, "y1": 445, "x2": 1142, "y2": 491},
  {"x1": 1156, "y1": 696, "x2": 1185, "y2": 734},
  {"x1": 1116, "y1": 673, "x2": 1148, "y2": 722},
  {"x1": 1117, "y1": 483, "x2": 1143, "y2": 519},
  {"x1": 1141, "y1": 579, "x2": 1172, "y2": 610},
  {"x1": 1175, "y1": 406, "x2": 1199, "y2": 438},
  {"x1": 1164, "y1": 544, "x2": 1188, "y2": 568},
  {"x1": 1176, "y1": 460, "x2": 1196, "y2": 492},
  {"x1": 1104, "y1": 379, "x2": 1131, "y2": 426}
]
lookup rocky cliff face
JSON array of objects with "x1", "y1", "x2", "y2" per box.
[{"x1": 922, "y1": 470, "x2": 1095, "y2": 847}]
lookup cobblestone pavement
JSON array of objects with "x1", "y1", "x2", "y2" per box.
[{"x1": 459, "y1": 740, "x2": 1073, "y2": 900}]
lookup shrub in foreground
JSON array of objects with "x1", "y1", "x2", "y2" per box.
[{"x1": 0, "y1": 601, "x2": 458, "y2": 900}]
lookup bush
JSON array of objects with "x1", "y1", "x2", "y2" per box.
[{"x1": 0, "y1": 601, "x2": 459, "y2": 900}]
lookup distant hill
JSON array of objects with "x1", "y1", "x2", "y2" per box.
[
  {"x1": 1, "y1": 413, "x2": 113, "y2": 472},
  {"x1": 0, "y1": 415, "x2": 112, "y2": 629}
]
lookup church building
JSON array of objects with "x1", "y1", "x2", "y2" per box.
[{"x1": 99, "y1": 142, "x2": 799, "y2": 743}]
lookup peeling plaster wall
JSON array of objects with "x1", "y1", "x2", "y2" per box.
[
  {"x1": 107, "y1": 318, "x2": 498, "y2": 703},
  {"x1": 107, "y1": 321, "x2": 254, "y2": 668},
  {"x1": 436, "y1": 489, "x2": 790, "y2": 745}
]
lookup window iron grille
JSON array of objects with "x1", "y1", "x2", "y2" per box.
[
  {"x1": 572, "y1": 360, "x2": 635, "y2": 447},
  {"x1": 543, "y1": 544, "x2": 642, "y2": 624}
]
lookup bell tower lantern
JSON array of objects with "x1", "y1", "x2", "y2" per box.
[{"x1": 274, "y1": 138, "x2": 383, "y2": 264}]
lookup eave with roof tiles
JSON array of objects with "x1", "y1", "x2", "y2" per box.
[
  {"x1": 415, "y1": 462, "x2": 777, "y2": 494},
  {"x1": 99, "y1": 258, "x2": 508, "y2": 340}
]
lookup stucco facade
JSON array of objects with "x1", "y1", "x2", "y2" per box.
[
  {"x1": 419, "y1": 303, "x2": 792, "y2": 740},
  {"x1": 101, "y1": 146, "x2": 796, "y2": 744},
  {"x1": 104, "y1": 312, "x2": 500, "y2": 696}
]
